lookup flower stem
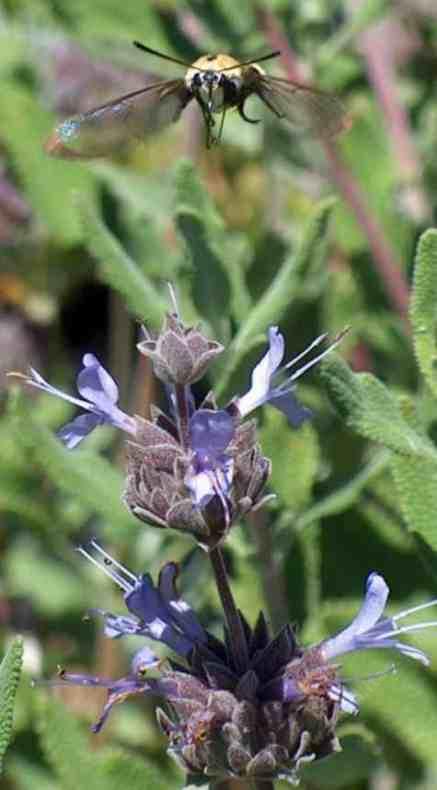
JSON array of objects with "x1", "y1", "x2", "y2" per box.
[
  {"x1": 209, "y1": 546, "x2": 249, "y2": 674},
  {"x1": 248, "y1": 510, "x2": 288, "y2": 632}
]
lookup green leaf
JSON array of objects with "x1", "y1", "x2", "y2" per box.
[
  {"x1": 260, "y1": 410, "x2": 320, "y2": 512},
  {"x1": 0, "y1": 637, "x2": 24, "y2": 774},
  {"x1": 4, "y1": 756, "x2": 58, "y2": 790},
  {"x1": 37, "y1": 696, "x2": 175, "y2": 790},
  {"x1": 215, "y1": 198, "x2": 336, "y2": 396},
  {"x1": 318, "y1": 0, "x2": 389, "y2": 65},
  {"x1": 55, "y1": 0, "x2": 165, "y2": 43},
  {"x1": 294, "y1": 449, "x2": 391, "y2": 530},
  {"x1": 320, "y1": 354, "x2": 437, "y2": 459},
  {"x1": 100, "y1": 751, "x2": 174, "y2": 790},
  {"x1": 410, "y1": 229, "x2": 437, "y2": 398},
  {"x1": 174, "y1": 160, "x2": 231, "y2": 341},
  {"x1": 78, "y1": 195, "x2": 167, "y2": 325},
  {"x1": 10, "y1": 403, "x2": 137, "y2": 539},
  {"x1": 0, "y1": 82, "x2": 95, "y2": 245},
  {"x1": 5, "y1": 538, "x2": 89, "y2": 616},
  {"x1": 36, "y1": 696, "x2": 107, "y2": 790},
  {"x1": 301, "y1": 733, "x2": 379, "y2": 787},
  {"x1": 391, "y1": 454, "x2": 437, "y2": 551}
]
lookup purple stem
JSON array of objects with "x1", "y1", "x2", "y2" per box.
[{"x1": 209, "y1": 546, "x2": 249, "y2": 675}]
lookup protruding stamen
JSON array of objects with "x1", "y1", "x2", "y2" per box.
[
  {"x1": 76, "y1": 545, "x2": 133, "y2": 593},
  {"x1": 288, "y1": 328, "x2": 350, "y2": 383},
  {"x1": 89, "y1": 539, "x2": 137, "y2": 583},
  {"x1": 393, "y1": 599, "x2": 437, "y2": 623},
  {"x1": 282, "y1": 333, "x2": 328, "y2": 373},
  {"x1": 377, "y1": 620, "x2": 437, "y2": 641},
  {"x1": 167, "y1": 282, "x2": 180, "y2": 317},
  {"x1": 343, "y1": 663, "x2": 397, "y2": 685}
]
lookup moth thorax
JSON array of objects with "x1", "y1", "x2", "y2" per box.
[{"x1": 186, "y1": 54, "x2": 243, "y2": 113}]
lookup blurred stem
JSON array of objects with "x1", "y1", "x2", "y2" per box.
[
  {"x1": 300, "y1": 521, "x2": 322, "y2": 633},
  {"x1": 248, "y1": 510, "x2": 289, "y2": 632},
  {"x1": 257, "y1": 7, "x2": 410, "y2": 325},
  {"x1": 209, "y1": 546, "x2": 249, "y2": 673},
  {"x1": 350, "y1": 3, "x2": 430, "y2": 222},
  {"x1": 108, "y1": 290, "x2": 133, "y2": 405},
  {"x1": 130, "y1": 353, "x2": 155, "y2": 419}
]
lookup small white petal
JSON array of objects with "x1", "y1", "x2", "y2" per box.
[{"x1": 237, "y1": 327, "x2": 284, "y2": 417}]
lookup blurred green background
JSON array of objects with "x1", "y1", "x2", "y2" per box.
[{"x1": 2, "y1": 1, "x2": 437, "y2": 788}]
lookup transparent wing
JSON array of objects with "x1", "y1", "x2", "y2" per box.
[
  {"x1": 45, "y1": 79, "x2": 190, "y2": 159},
  {"x1": 255, "y1": 75, "x2": 349, "y2": 139}
]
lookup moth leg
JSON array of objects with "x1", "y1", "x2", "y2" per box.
[
  {"x1": 197, "y1": 99, "x2": 216, "y2": 148},
  {"x1": 216, "y1": 109, "x2": 227, "y2": 143},
  {"x1": 238, "y1": 98, "x2": 260, "y2": 124}
]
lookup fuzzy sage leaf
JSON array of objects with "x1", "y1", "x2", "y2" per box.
[
  {"x1": 391, "y1": 453, "x2": 437, "y2": 551},
  {"x1": 174, "y1": 160, "x2": 231, "y2": 342},
  {"x1": 320, "y1": 354, "x2": 437, "y2": 460},
  {"x1": 78, "y1": 194, "x2": 166, "y2": 324},
  {"x1": 410, "y1": 228, "x2": 437, "y2": 398},
  {"x1": 0, "y1": 637, "x2": 23, "y2": 774}
]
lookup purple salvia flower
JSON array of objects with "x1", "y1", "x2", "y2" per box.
[
  {"x1": 48, "y1": 645, "x2": 168, "y2": 732},
  {"x1": 319, "y1": 571, "x2": 437, "y2": 667},
  {"x1": 77, "y1": 540, "x2": 208, "y2": 657},
  {"x1": 236, "y1": 326, "x2": 348, "y2": 427},
  {"x1": 20, "y1": 354, "x2": 137, "y2": 447}
]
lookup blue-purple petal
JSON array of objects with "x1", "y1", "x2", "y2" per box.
[
  {"x1": 190, "y1": 409, "x2": 235, "y2": 465},
  {"x1": 269, "y1": 390, "x2": 312, "y2": 428},
  {"x1": 158, "y1": 563, "x2": 208, "y2": 644},
  {"x1": 58, "y1": 412, "x2": 104, "y2": 448},
  {"x1": 125, "y1": 576, "x2": 195, "y2": 657},
  {"x1": 77, "y1": 354, "x2": 119, "y2": 409}
]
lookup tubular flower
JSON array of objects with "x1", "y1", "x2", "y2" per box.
[
  {"x1": 47, "y1": 548, "x2": 437, "y2": 785},
  {"x1": 15, "y1": 353, "x2": 137, "y2": 448},
  {"x1": 236, "y1": 326, "x2": 348, "y2": 427}
]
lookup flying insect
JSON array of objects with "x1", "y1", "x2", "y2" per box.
[{"x1": 45, "y1": 41, "x2": 349, "y2": 158}]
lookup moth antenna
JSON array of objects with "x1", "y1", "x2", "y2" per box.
[{"x1": 133, "y1": 41, "x2": 193, "y2": 70}]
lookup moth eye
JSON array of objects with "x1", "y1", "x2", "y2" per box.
[{"x1": 192, "y1": 73, "x2": 202, "y2": 88}]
